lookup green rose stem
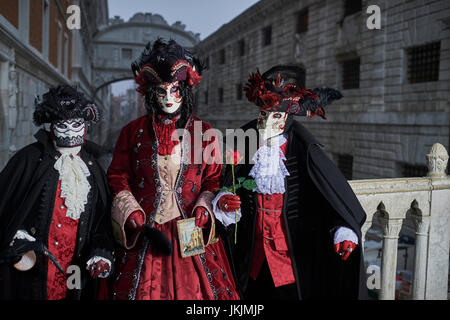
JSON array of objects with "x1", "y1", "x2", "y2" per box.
[{"x1": 231, "y1": 162, "x2": 238, "y2": 244}]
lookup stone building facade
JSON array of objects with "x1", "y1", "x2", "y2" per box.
[
  {"x1": 0, "y1": 0, "x2": 111, "y2": 170},
  {"x1": 195, "y1": 0, "x2": 450, "y2": 180}
]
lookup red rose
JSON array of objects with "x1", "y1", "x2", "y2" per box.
[{"x1": 226, "y1": 150, "x2": 242, "y2": 165}]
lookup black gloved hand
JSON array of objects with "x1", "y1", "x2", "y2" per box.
[
  {"x1": 0, "y1": 246, "x2": 21, "y2": 265},
  {"x1": 0, "y1": 239, "x2": 65, "y2": 275},
  {"x1": 0, "y1": 238, "x2": 36, "y2": 265}
]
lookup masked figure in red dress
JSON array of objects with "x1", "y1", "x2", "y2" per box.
[
  {"x1": 0, "y1": 85, "x2": 114, "y2": 300},
  {"x1": 107, "y1": 39, "x2": 239, "y2": 300}
]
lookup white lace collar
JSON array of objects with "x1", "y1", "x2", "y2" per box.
[
  {"x1": 54, "y1": 145, "x2": 91, "y2": 220},
  {"x1": 249, "y1": 134, "x2": 289, "y2": 195}
]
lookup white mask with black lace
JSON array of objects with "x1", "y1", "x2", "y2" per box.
[{"x1": 51, "y1": 118, "x2": 86, "y2": 147}]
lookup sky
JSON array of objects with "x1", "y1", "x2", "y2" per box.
[{"x1": 108, "y1": 0, "x2": 260, "y2": 95}]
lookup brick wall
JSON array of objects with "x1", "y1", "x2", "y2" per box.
[
  {"x1": 0, "y1": 0, "x2": 19, "y2": 28},
  {"x1": 49, "y1": 0, "x2": 72, "y2": 76},
  {"x1": 29, "y1": 0, "x2": 43, "y2": 53}
]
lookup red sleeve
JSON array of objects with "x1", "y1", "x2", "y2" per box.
[
  {"x1": 200, "y1": 123, "x2": 223, "y2": 194},
  {"x1": 107, "y1": 125, "x2": 134, "y2": 197}
]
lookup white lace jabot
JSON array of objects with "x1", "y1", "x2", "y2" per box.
[
  {"x1": 249, "y1": 134, "x2": 289, "y2": 195},
  {"x1": 54, "y1": 145, "x2": 91, "y2": 220}
]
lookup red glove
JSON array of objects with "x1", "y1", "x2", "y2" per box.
[
  {"x1": 89, "y1": 259, "x2": 110, "y2": 279},
  {"x1": 194, "y1": 207, "x2": 210, "y2": 229},
  {"x1": 218, "y1": 194, "x2": 241, "y2": 212},
  {"x1": 334, "y1": 241, "x2": 357, "y2": 261},
  {"x1": 125, "y1": 210, "x2": 145, "y2": 231}
]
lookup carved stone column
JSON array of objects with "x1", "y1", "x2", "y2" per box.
[
  {"x1": 378, "y1": 216, "x2": 403, "y2": 300},
  {"x1": 427, "y1": 143, "x2": 449, "y2": 178},
  {"x1": 411, "y1": 213, "x2": 430, "y2": 300},
  {"x1": 360, "y1": 221, "x2": 371, "y2": 252},
  {"x1": 424, "y1": 144, "x2": 450, "y2": 299}
]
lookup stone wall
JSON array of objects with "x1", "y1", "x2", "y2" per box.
[{"x1": 195, "y1": 0, "x2": 450, "y2": 179}]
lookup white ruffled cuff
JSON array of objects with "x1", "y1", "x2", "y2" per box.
[
  {"x1": 86, "y1": 256, "x2": 112, "y2": 278},
  {"x1": 333, "y1": 226, "x2": 359, "y2": 245},
  {"x1": 212, "y1": 191, "x2": 242, "y2": 227},
  {"x1": 10, "y1": 230, "x2": 36, "y2": 246}
]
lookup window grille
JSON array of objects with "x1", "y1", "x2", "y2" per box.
[
  {"x1": 218, "y1": 87, "x2": 224, "y2": 103},
  {"x1": 342, "y1": 57, "x2": 360, "y2": 89},
  {"x1": 407, "y1": 42, "x2": 440, "y2": 83},
  {"x1": 344, "y1": 0, "x2": 362, "y2": 17},
  {"x1": 296, "y1": 8, "x2": 309, "y2": 34},
  {"x1": 262, "y1": 26, "x2": 272, "y2": 46},
  {"x1": 338, "y1": 154, "x2": 354, "y2": 180},
  {"x1": 236, "y1": 83, "x2": 243, "y2": 100},
  {"x1": 400, "y1": 162, "x2": 428, "y2": 177}
]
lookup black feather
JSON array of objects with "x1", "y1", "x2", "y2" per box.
[
  {"x1": 301, "y1": 87, "x2": 343, "y2": 112},
  {"x1": 141, "y1": 225, "x2": 173, "y2": 256}
]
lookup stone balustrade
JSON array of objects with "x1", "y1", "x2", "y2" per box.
[{"x1": 349, "y1": 143, "x2": 450, "y2": 300}]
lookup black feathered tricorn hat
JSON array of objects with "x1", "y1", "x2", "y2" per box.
[
  {"x1": 131, "y1": 38, "x2": 204, "y2": 94},
  {"x1": 244, "y1": 65, "x2": 343, "y2": 119},
  {"x1": 33, "y1": 85, "x2": 99, "y2": 126}
]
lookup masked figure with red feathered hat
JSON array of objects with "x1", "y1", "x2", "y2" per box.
[
  {"x1": 213, "y1": 66, "x2": 368, "y2": 300},
  {"x1": 106, "y1": 39, "x2": 239, "y2": 300},
  {"x1": 0, "y1": 85, "x2": 115, "y2": 300}
]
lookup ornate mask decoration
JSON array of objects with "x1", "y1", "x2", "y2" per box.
[
  {"x1": 244, "y1": 65, "x2": 344, "y2": 120},
  {"x1": 257, "y1": 110, "x2": 288, "y2": 141},
  {"x1": 51, "y1": 118, "x2": 86, "y2": 147},
  {"x1": 156, "y1": 81, "x2": 183, "y2": 114}
]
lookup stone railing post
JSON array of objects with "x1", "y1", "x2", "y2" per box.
[
  {"x1": 411, "y1": 209, "x2": 430, "y2": 300},
  {"x1": 378, "y1": 205, "x2": 403, "y2": 300},
  {"x1": 360, "y1": 211, "x2": 374, "y2": 253},
  {"x1": 423, "y1": 143, "x2": 449, "y2": 299}
]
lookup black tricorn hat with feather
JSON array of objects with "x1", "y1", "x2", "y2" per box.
[
  {"x1": 33, "y1": 85, "x2": 99, "y2": 126},
  {"x1": 244, "y1": 65, "x2": 343, "y2": 119},
  {"x1": 131, "y1": 38, "x2": 204, "y2": 94}
]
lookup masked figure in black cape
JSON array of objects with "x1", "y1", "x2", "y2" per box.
[
  {"x1": 0, "y1": 85, "x2": 115, "y2": 300},
  {"x1": 212, "y1": 66, "x2": 368, "y2": 300}
]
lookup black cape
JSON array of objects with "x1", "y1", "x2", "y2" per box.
[
  {"x1": 218, "y1": 120, "x2": 368, "y2": 300},
  {"x1": 0, "y1": 129, "x2": 115, "y2": 300}
]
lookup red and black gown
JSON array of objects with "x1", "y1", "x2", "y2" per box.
[{"x1": 107, "y1": 114, "x2": 239, "y2": 300}]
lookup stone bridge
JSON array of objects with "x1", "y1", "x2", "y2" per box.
[{"x1": 92, "y1": 13, "x2": 201, "y2": 95}]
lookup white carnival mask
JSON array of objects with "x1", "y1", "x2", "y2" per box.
[
  {"x1": 156, "y1": 81, "x2": 183, "y2": 114},
  {"x1": 51, "y1": 118, "x2": 86, "y2": 147},
  {"x1": 257, "y1": 110, "x2": 288, "y2": 141}
]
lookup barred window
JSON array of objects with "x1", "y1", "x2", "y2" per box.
[
  {"x1": 236, "y1": 83, "x2": 243, "y2": 100},
  {"x1": 399, "y1": 162, "x2": 428, "y2": 177},
  {"x1": 219, "y1": 49, "x2": 226, "y2": 64},
  {"x1": 238, "y1": 39, "x2": 245, "y2": 56},
  {"x1": 194, "y1": 91, "x2": 199, "y2": 108},
  {"x1": 407, "y1": 42, "x2": 440, "y2": 83},
  {"x1": 262, "y1": 26, "x2": 272, "y2": 46},
  {"x1": 338, "y1": 154, "x2": 353, "y2": 180},
  {"x1": 344, "y1": 0, "x2": 362, "y2": 17},
  {"x1": 342, "y1": 57, "x2": 360, "y2": 89},
  {"x1": 297, "y1": 67, "x2": 306, "y2": 88},
  {"x1": 218, "y1": 87, "x2": 224, "y2": 103},
  {"x1": 121, "y1": 48, "x2": 132, "y2": 60},
  {"x1": 204, "y1": 56, "x2": 210, "y2": 69},
  {"x1": 296, "y1": 8, "x2": 309, "y2": 34}
]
